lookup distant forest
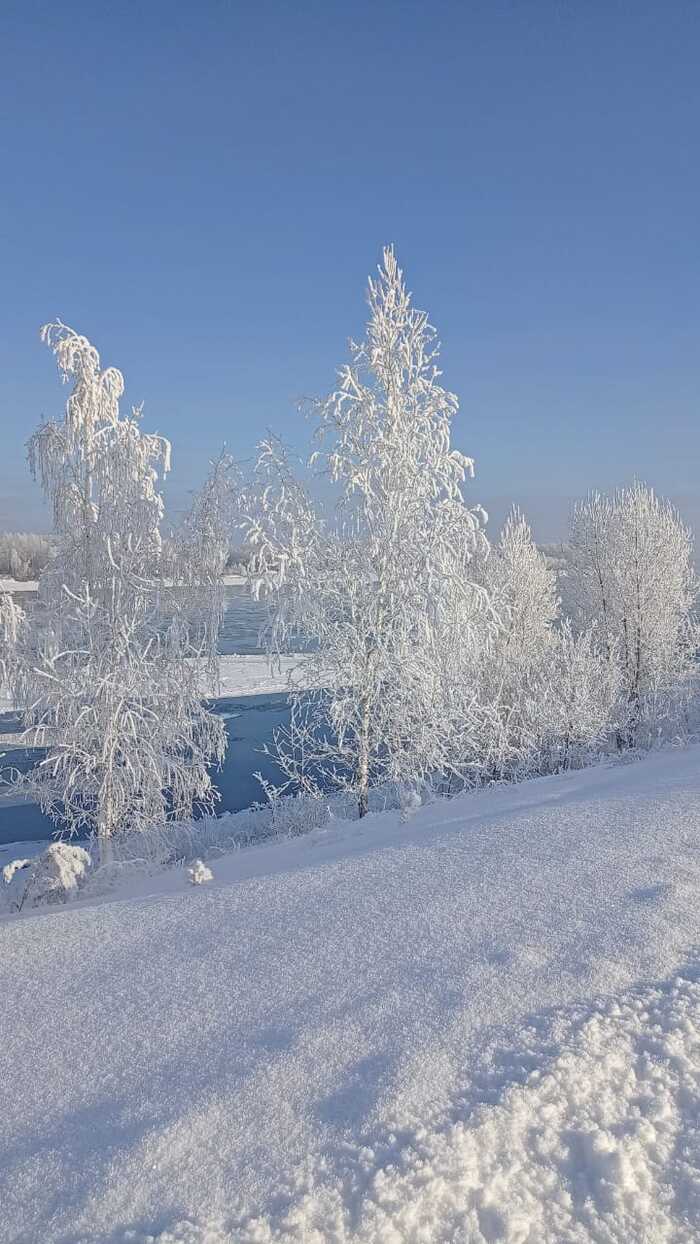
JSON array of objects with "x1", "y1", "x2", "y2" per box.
[{"x1": 0, "y1": 532, "x2": 52, "y2": 579}]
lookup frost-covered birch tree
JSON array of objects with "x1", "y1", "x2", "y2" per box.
[
  {"x1": 476, "y1": 510, "x2": 556, "y2": 778},
  {"x1": 541, "y1": 621, "x2": 621, "y2": 769},
  {"x1": 0, "y1": 591, "x2": 25, "y2": 704},
  {"x1": 569, "y1": 483, "x2": 698, "y2": 746},
  {"x1": 173, "y1": 449, "x2": 242, "y2": 691},
  {"x1": 246, "y1": 249, "x2": 495, "y2": 815},
  {"x1": 9, "y1": 324, "x2": 226, "y2": 860},
  {"x1": 485, "y1": 509, "x2": 558, "y2": 670},
  {"x1": 474, "y1": 510, "x2": 619, "y2": 778}
]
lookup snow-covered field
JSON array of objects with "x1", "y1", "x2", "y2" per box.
[{"x1": 2, "y1": 746, "x2": 700, "y2": 1242}]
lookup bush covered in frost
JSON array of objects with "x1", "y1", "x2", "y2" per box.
[
  {"x1": 1, "y1": 842, "x2": 92, "y2": 913},
  {"x1": 187, "y1": 859, "x2": 213, "y2": 885}
]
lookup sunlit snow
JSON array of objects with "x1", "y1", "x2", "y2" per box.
[{"x1": 2, "y1": 744, "x2": 699, "y2": 1241}]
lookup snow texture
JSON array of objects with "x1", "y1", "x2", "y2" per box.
[
  {"x1": 216, "y1": 654, "x2": 311, "y2": 697},
  {"x1": 1, "y1": 746, "x2": 700, "y2": 1241}
]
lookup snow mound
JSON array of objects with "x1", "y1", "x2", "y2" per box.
[
  {"x1": 188, "y1": 859, "x2": 214, "y2": 885},
  {"x1": 351, "y1": 974, "x2": 700, "y2": 1243}
]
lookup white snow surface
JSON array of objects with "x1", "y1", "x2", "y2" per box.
[
  {"x1": 216, "y1": 653, "x2": 310, "y2": 697},
  {"x1": 187, "y1": 859, "x2": 214, "y2": 886},
  {"x1": 0, "y1": 572, "x2": 248, "y2": 595},
  {"x1": 2, "y1": 746, "x2": 700, "y2": 1242},
  {"x1": 2, "y1": 655, "x2": 307, "y2": 716}
]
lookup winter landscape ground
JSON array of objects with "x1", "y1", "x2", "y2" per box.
[{"x1": 2, "y1": 741, "x2": 700, "y2": 1243}]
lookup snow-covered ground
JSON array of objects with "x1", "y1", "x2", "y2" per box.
[
  {"x1": 2, "y1": 746, "x2": 700, "y2": 1242},
  {"x1": 2, "y1": 655, "x2": 306, "y2": 712},
  {"x1": 216, "y1": 653, "x2": 309, "y2": 696}
]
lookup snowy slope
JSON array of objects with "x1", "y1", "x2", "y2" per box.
[{"x1": 1, "y1": 747, "x2": 700, "y2": 1242}]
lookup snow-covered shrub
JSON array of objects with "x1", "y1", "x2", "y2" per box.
[
  {"x1": 94, "y1": 779, "x2": 423, "y2": 884},
  {"x1": 532, "y1": 621, "x2": 621, "y2": 772},
  {"x1": 2, "y1": 842, "x2": 92, "y2": 912},
  {"x1": 187, "y1": 859, "x2": 213, "y2": 885},
  {"x1": 398, "y1": 785, "x2": 422, "y2": 822}
]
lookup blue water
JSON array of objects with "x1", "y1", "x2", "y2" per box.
[
  {"x1": 10, "y1": 584, "x2": 270, "y2": 659},
  {"x1": 218, "y1": 586, "x2": 270, "y2": 657},
  {"x1": 0, "y1": 586, "x2": 292, "y2": 845}
]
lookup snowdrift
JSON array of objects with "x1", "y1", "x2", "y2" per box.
[{"x1": 1, "y1": 746, "x2": 700, "y2": 1242}]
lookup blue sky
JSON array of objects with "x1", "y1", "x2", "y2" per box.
[{"x1": 1, "y1": 1, "x2": 699, "y2": 540}]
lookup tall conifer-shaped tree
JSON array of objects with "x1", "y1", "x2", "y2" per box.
[{"x1": 247, "y1": 249, "x2": 495, "y2": 815}]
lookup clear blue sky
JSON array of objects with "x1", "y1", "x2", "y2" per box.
[{"x1": 1, "y1": 1, "x2": 699, "y2": 541}]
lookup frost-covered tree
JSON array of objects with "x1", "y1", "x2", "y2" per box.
[
  {"x1": 486, "y1": 509, "x2": 559, "y2": 672},
  {"x1": 0, "y1": 591, "x2": 25, "y2": 699},
  {"x1": 569, "y1": 483, "x2": 698, "y2": 746},
  {"x1": 474, "y1": 511, "x2": 558, "y2": 779},
  {"x1": 173, "y1": 449, "x2": 242, "y2": 690},
  {"x1": 473, "y1": 511, "x2": 619, "y2": 779},
  {"x1": 541, "y1": 621, "x2": 621, "y2": 769},
  {"x1": 7, "y1": 324, "x2": 226, "y2": 860},
  {"x1": 246, "y1": 249, "x2": 495, "y2": 815}
]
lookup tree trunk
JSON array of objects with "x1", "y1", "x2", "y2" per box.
[
  {"x1": 98, "y1": 831, "x2": 113, "y2": 868},
  {"x1": 98, "y1": 786, "x2": 114, "y2": 866},
  {"x1": 357, "y1": 693, "x2": 370, "y2": 819}
]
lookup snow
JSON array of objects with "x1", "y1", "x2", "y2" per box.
[
  {"x1": 1, "y1": 746, "x2": 700, "y2": 1241},
  {"x1": 0, "y1": 577, "x2": 40, "y2": 593},
  {"x1": 1, "y1": 654, "x2": 307, "y2": 716},
  {"x1": 0, "y1": 572, "x2": 248, "y2": 595},
  {"x1": 187, "y1": 859, "x2": 213, "y2": 885},
  {"x1": 216, "y1": 653, "x2": 310, "y2": 697}
]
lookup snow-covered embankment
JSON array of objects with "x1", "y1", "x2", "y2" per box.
[{"x1": 1, "y1": 746, "x2": 700, "y2": 1241}]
